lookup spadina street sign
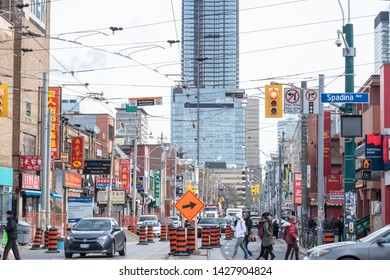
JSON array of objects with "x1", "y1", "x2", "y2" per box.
[
  {"x1": 175, "y1": 190, "x2": 205, "y2": 221},
  {"x1": 320, "y1": 93, "x2": 369, "y2": 103}
]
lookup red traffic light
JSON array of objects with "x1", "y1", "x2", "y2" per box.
[{"x1": 269, "y1": 90, "x2": 279, "y2": 99}]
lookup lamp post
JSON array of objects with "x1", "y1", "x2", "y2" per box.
[{"x1": 337, "y1": 0, "x2": 357, "y2": 241}]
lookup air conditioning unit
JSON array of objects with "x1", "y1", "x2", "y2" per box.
[{"x1": 371, "y1": 201, "x2": 381, "y2": 215}]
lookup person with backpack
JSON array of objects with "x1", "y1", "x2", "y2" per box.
[
  {"x1": 261, "y1": 212, "x2": 276, "y2": 260},
  {"x1": 228, "y1": 213, "x2": 251, "y2": 260},
  {"x1": 284, "y1": 215, "x2": 299, "y2": 260},
  {"x1": 2, "y1": 211, "x2": 21, "y2": 260}
]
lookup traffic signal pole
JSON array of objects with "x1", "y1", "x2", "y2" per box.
[{"x1": 342, "y1": 22, "x2": 357, "y2": 241}]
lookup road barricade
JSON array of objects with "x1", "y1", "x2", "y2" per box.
[
  {"x1": 137, "y1": 226, "x2": 148, "y2": 245},
  {"x1": 324, "y1": 230, "x2": 334, "y2": 243},
  {"x1": 199, "y1": 227, "x2": 212, "y2": 249},
  {"x1": 30, "y1": 228, "x2": 43, "y2": 250},
  {"x1": 160, "y1": 224, "x2": 168, "y2": 241},
  {"x1": 174, "y1": 227, "x2": 189, "y2": 256},
  {"x1": 186, "y1": 227, "x2": 195, "y2": 253},
  {"x1": 169, "y1": 228, "x2": 176, "y2": 254},
  {"x1": 46, "y1": 228, "x2": 59, "y2": 253},
  {"x1": 147, "y1": 225, "x2": 155, "y2": 243},
  {"x1": 225, "y1": 224, "x2": 233, "y2": 240}
]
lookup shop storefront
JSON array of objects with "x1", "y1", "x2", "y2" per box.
[{"x1": 0, "y1": 166, "x2": 13, "y2": 221}]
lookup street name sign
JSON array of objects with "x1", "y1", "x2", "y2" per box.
[
  {"x1": 175, "y1": 190, "x2": 204, "y2": 221},
  {"x1": 321, "y1": 93, "x2": 369, "y2": 103}
]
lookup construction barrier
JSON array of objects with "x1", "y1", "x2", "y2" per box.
[
  {"x1": 174, "y1": 227, "x2": 189, "y2": 256},
  {"x1": 199, "y1": 227, "x2": 212, "y2": 249},
  {"x1": 324, "y1": 230, "x2": 334, "y2": 243},
  {"x1": 225, "y1": 224, "x2": 233, "y2": 240},
  {"x1": 160, "y1": 224, "x2": 168, "y2": 241},
  {"x1": 128, "y1": 225, "x2": 135, "y2": 234},
  {"x1": 137, "y1": 226, "x2": 148, "y2": 245},
  {"x1": 169, "y1": 228, "x2": 177, "y2": 254},
  {"x1": 30, "y1": 228, "x2": 43, "y2": 250},
  {"x1": 147, "y1": 225, "x2": 155, "y2": 243},
  {"x1": 42, "y1": 230, "x2": 49, "y2": 249},
  {"x1": 210, "y1": 226, "x2": 220, "y2": 247},
  {"x1": 186, "y1": 227, "x2": 196, "y2": 253},
  {"x1": 46, "y1": 228, "x2": 59, "y2": 253}
]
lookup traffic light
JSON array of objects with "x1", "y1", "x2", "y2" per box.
[
  {"x1": 251, "y1": 185, "x2": 256, "y2": 195},
  {"x1": 0, "y1": 84, "x2": 8, "y2": 118},
  {"x1": 256, "y1": 184, "x2": 260, "y2": 194},
  {"x1": 265, "y1": 84, "x2": 283, "y2": 118},
  {"x1": 361, "y1": 159, "x2": 371, "y2": 180}
]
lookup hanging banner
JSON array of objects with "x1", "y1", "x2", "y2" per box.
[
  {"x1": 293, "y1": 172, "x2": 302, "y2": 205},
  {"x1": 48, "y1": 87, "x2": 61, "y2": 159},
  {"x1": 119, "y1": 159, "x2": 130, "y2": 193},
  {"x1": 71, "y1": 137, "x2": 84, "y2": 169},
  {"x1": 365, "y1": 134, "x2": 383, "y2": 171}
]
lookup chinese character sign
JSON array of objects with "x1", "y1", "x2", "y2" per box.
[
  {"x1": 119, "y1": 159, "x2": 130, "y2": 193},
  {"x1": 20, "y1": 156, "x2": 42, "y2": 171},
  {"x1": 21, "y1": 174, "x2": 40, "y2": 190},
  {"x1": 71, "y1": 137, "x2": 84, "y2": 169},
  {"x1": 293, "y1": 172, "x2": 302, "y2": 205},
  {"x1": 48, "y1": 87, "x2": 61, "y2": 159}
]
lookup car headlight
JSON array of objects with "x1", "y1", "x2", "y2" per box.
[
  {"x1": 65, "y1": 235, "x2": 74, "y2": 241},
  {"x1": 308, "y1": 249, "x2": 330, "y2": 258}
]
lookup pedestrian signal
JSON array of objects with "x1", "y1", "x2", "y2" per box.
[
  {"x1": 0, "y1": 84, "x2": 8, "y2": 118},
  {"x1": 361, "y1": 159, "x2": 371, "y2": 170},
  {"x1": 265, "y1": 85, "x2": 283, "y2": 118}
]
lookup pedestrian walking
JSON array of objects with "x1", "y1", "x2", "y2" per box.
[
  {"x1": 261, "y1": 212, "x2": 275, "y2": 260},
  {"x1": 337, "y1": 216, "x2": 344, "y2": 242},
  {"x1": 255, "y1": 216, "x2": 266, "y2": 260},
  {"x1": 242, "y1": 211, "x2": 253, "y2": 257},
  {"x1": 2, "y1": 211, "x2": 21, "y2": 260},
  {"x1": 284, "y1": 215, "x2": 299, "y2": 260},
  {"x1": 272, "y1": 220, "x2": 279, "y2": 239},
  {"x1": 228, "y1": 213, "x2": 251, "y2": 260}
]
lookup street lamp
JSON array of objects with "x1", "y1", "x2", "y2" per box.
[{"x1": 336, "y1": 0, "x2": 357, "y2": 241}]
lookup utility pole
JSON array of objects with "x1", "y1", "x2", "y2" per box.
[
  {"x1": 107, "y1": 140, "x2": 115, "y2": 217},
  {"x1": 278, "y1": 131, "x2": 284, "y2": 231},
  {"x1": 131, "y1": 124, "x2": 138, "y2": 217},
  {"x1": 317, "y1": 74, "x2": 325, "y2": 245},
  {"x1": 173, "y1": 146, "x2": 177, "y2": 216},
  {"x1": 300, "y1": 81, "x2": 309, "y2": 235},
  {"x1": 160, "y1": 132, "x2": 164, "y2": 220},
  {"x1": 40, "y1": 73, "x2": 49, "y2": 230}
]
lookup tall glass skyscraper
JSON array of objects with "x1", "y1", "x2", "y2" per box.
[{"x1": 171, "y1": 0, "x2": 245, "y2": 168}]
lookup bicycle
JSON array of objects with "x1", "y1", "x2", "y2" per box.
[{"x1": 299, "y1": 228, "x2": 317, "y2": 249}]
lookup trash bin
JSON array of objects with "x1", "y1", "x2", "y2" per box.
[{"x1": 17, "y1": 221, "x2": 30, "y2": 245}]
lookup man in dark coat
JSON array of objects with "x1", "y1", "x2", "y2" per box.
[{"x1": 2, "y1": 210, "x2": 21, "y2": 260}]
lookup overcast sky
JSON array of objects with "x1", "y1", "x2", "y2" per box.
[{"x1": 49, "y1": 0, "x2": 389, "y2": 162}]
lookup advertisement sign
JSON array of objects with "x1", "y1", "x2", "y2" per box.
[
  {"x1": 153, "y1": 170, "x2": 160, "y2": 206},
  {"x1": 365, "y1": 134, "x2": 383, "y2": 171},
  {"x1": 326, "y1": 174, "x2": 341, "y2": 192},
  {"x1": 83, "y1": 160, "x2": 111, "y2": 175},
  {"x1": 20, "y1": 155, "x2": 42, "y2": 171},
  {"x1": 136, "y1": 176, "x2": 144, "y2": 192},
  {"x1": 383, "y1": 135, "x2": 390, "y2": 170},
  {"x1": 96, "y1": 177, "x2": 116, "y2": 189},
  {"x1": 329, "y1": 191, "x2": 344, "y2": 205},
  {"x1": 96, "y1": 190, "x2": 126, "y2": 205},
  {"x1": 48, "y1": 87, "x2": 61, "y2": 159},
  {"x1": 67, "y1": 197, "x2": 93, "y2": 223},
  {"x1": 119, "y1": 159, "x2": 130, "y2": 193},
  {"x1": 21, "y1": 174, "x2": 40, "y2": 190},
  {"x1": 64, "y1": 171, "x2": 82, "y2": 188},
  {"x1": 293, "y1": 172, "x2": 302, "y2": 205},
  {"x1": 71, "y1": 137, "x2": 84, "y2": 169},
  {"x1": 324, "y1": 111, "x2": 331, "y2": 176}
]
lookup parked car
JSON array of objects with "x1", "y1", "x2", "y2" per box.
[
  {"x1": 142, "y1": 221, "x2": 161, "y2": 237},
  {"x1": 168, "y1": 216, "x2": 181, "y2": 228},
  {"x1": 64, "y1": 217, "x2": 126, "y2": 259},
  {"x1": 197, "y1": 217, "x2": 220, "y2": 237},
  {"x1": 217, "y1": 217, "x2": 230, "y2": 233},
  {"x1": 136, "y1": 215, "x2": 158, "y2": 234},
  {"x1": 304, "y1": 224, "x2": 390, "y2": 260}
]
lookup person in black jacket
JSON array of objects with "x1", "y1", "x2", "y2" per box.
[
  {"x1": 2, "y1": 210, "x2": 21, "y2": 260},
  {"x1": 242, "y1": 212, "x2": 253, "y2": 257}
]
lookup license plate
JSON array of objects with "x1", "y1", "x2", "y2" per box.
[{"x1": 80, "y1": 243, "x2": 89, "y2": 249}]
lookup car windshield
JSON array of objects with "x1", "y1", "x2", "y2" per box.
[
  {"x1": 359, "y1": 225, "x2": 390, "y2": 243},
  {"x1": 199, "y1": 218, "x2": 218, "y2": 224},
  {"x1": 73, "y1": 219, "x2": 111, "y2": 231},
  {"x1": 143, "y1": 221, "x2": 159, "y2": 227},
  {"x1": 170, "y1": 217, "x2": 179, "y2": 221},
  {"x1": 139, "y1": 216, "x2": 157, "y2": 222}
]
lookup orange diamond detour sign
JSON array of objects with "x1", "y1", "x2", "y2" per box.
[{"x1": 175, "y1": 190, "x2": 205, "y2": 221}]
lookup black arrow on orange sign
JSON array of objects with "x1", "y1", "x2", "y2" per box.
[{"x1": 182, "y1": 202, "x2": 196, "y2": 209}]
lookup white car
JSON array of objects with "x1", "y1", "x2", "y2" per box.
[{"x1": 143, "y1": 221, "x2": 161, "y2": 237}]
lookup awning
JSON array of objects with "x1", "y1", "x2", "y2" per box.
[{"x1": 24, "y1": 190, "x2": 62, "y2": 199}]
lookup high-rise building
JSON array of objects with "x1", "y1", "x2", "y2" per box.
[
  {"x1": 374, "y1": 10, "x2": 390, "y2": 74},
  {"x1": 181, "y1": 0, "x2": 239, "y2": 89},
  {"x1": 171, "y1": 0, "x2": 247, "y2": 168}
]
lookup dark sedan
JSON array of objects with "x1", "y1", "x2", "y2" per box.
[
  {"x1": 304, "y1": 224, "x2": 390, "y2": 260},
  {"x1": 64, "y1": 217, "x2": 127, "y2": 259},
  {"x1": 197, "y1": 217, "x2": 220, "y2": 237}
]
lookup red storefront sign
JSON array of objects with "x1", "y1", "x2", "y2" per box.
[
  {"x1": 71, "y1": 137, "x2": 84, "y2": 169},
  {"x1": 21, "y1": 174, "x2": 40, "y2": 190},
  {"x1": 293, "y1": 172, "x2": 302, "y2": 205},
  {"x1": 326, "y1": 173, "x2": 341, "y2": 191},
  {"x1": 48, "y1": 87, "x2": 61, "y2": 159},
  {"x1": 64, "y1": 171, "x2": 82, "y2": 189},
  {"x1": 20, "y1": 156, "x2": 42, "y2": 171},
  {"x1": 119, "y1": 159, "x2": 130, "y2": 193}
]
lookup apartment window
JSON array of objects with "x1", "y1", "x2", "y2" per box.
[{"x1": 26, "y1": 99, "x2": 32, "y2": 117}]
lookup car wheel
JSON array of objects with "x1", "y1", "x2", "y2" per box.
[
  {"x1": 119, "y1": 241, "x2": 126, "y2": 256},
  {"x1": 106, "y1": 241, "x2": 115, "y2": 258},
  {"x1": 80, "y1": 253, "x2": 86, "y2": 257},
  {"x1": 65, "y1": 253, "x2": 73, "y2": 259}
]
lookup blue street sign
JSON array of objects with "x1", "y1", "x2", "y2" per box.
[{"x1": 321, "y1": 93, "x2": 369, "y2": 103}]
